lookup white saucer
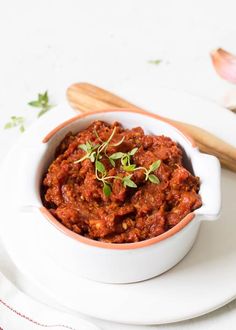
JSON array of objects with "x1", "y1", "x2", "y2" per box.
[{"x1": 0, "y1": 87, "x2": 236, "y2": 325}]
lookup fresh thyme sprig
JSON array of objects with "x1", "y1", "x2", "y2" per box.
[
  {"x1": 4, "y1": 116, "x2": 25, "y2": 133},
  {"x1": 122, "y1": 175, "x2": 137, "y2": 188},
  {"x1": 94, "y1": 128, "x2": 124, "y2": 167},
  {"x1": 74, "y1": 127, "x2": 161, "y2": 197},
  {"x1": 143, "y1": 160, "x2": 161, "y2": 183},
  {"x1": 109, "y1": 147, "x2": 138, "y2": 169},
  {"x1": 95, "y1": 160, "x2": 137, "y2": 196},
  {"x1": 94, "y1": 159, "x2": 117, "y2": 196},
  {"x1": 28, "y1": 91, "x2": 54, "y2": 117},
  {"x1": 74, "y1": 141, "x2": 99, "y2": 164},
  {"x1": 109, "y1": 150, "x2": 161, "y2": 183},
  {"x1": 94, "y1": 159, "x2": 110, "y2": 196},
  {"x1": 4, "y1": 90, "x2": 54, "y2": 133},
  {"x1": 94, "y1": 127, "x2": 124, "y2": 196}
]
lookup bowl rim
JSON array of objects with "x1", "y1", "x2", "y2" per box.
[
  {"x1": 40, "y1": 108, "x2": 197, "y2": 250},
  {"x1": 43, "y1": 108, "x2": 196, "y2": 146}
]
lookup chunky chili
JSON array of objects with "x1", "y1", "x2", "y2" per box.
[{"x1": 42, "y1": 121, "x2": 202, "y2": 243}]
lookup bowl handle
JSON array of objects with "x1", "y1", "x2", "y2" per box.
[
  {"x1": 193, "y1": 152, "x2": 221, "y2": 221},
  {"x1": 17, "y1": 145, "x2": 46, "y2": 211}
]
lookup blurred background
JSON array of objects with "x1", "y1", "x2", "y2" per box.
[{"x1": 0, "y1": 0, "x2": 236, "y2": 135}]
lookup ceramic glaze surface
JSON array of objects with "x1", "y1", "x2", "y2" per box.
[
  {"x1": 13, "y1": 109, "x2": 221, "y2": 283},
  {"x1": 0, "y1": 91, "x2": 233, "y2": 324}
]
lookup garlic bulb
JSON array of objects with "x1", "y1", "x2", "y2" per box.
[{"x1": 211, "y1": 48, "x2": 236, "y2": 84}]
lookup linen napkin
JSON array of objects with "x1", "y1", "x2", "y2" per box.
[{"x1": 0, "y1": 272, "x2": 100, "y2": 330}]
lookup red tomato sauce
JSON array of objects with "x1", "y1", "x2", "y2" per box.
[{"x1": 42, "y1": 121, "x2": 202, "y2": 243}]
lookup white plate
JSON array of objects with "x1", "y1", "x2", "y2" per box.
[{"x1": 0, "y1": 87, "x2": 236, "y2": 325}]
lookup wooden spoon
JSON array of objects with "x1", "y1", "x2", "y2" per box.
[{"x1": 67, "y1": 82, "x2": 236, "y2": 172}]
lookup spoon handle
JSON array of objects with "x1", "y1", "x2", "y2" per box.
[{"x1": 67, "y1": 82, "x2": 236, "y2": 172}]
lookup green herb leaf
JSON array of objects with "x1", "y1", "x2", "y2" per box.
[
  {"x1": 28, "y1": 100, "x2": 41, "y2": 107},
  {"x1": 103, "y1": 183, "x2": 111, "y2": 197},
  {"x1": 122, "y1": 176, "x2": 137, "y2": 188},
  {"x1": 4, "y1": 116, "x2": 25, "y2": 133},
  {"x1": 29, "y1": 90, "x2": 54, "y2": 117},
  {"x1": 128, "y1": 147, "x2": 138, "y2": 156},
  {"x1": 96, "y1": 160, "x2": 106, "y2": 174},
  {"x1": 86, "y1": 141, "x2": 92, "y2": 150},
  {"x1": 42, "y1": 91, "x2": 49, "y2": 103},
  {"x1": 75, "y1": 127, "x2": 161, "y2": 197},
  {"x1": 79, "y1": 144, "x2": 88, "y2": 152},
  {"x1": 121, "y1": 156, "x2": 128, "y2": 166},
  {"x1": 19, "y1": 125, "x2": 25, "y2": 133},
  {"x1": 148, "y1": 174, "x2": 160, "y2": 184},
  {"x1": 148, "y1": 59, "x2": 162, "y2": 65},
  {"x1": 149, "y1": 160, "x2": 161, "y2": 172},
  {"x1": 38, "y1": 91, "x2": 49, "y2": 104},
  {"x1": 4, "y1": 122, "x2": 13, "y2": 129},
  {"x1": 109, "y1": 158, "x2": 116, "y2": 167},
  {"x1": 37, "y1": 105, "x2": 53, "y2": 117},
  {"x1": 75, "y1": 142, "x2": 100, "y2": 164},
  {"x1": 109, "y1": 152, "x2": 124, "y2": 160},
  {"x1": 123, "y1": 164, "x2": 136, "y2": 172}
]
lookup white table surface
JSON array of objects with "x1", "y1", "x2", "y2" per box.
[{"x1": 0, "y1": 0, "x2": 236, "y2": 329}]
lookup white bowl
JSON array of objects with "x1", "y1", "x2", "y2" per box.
[{"x1": 19, "y1": 109, "x2": 221, "y2": 283}]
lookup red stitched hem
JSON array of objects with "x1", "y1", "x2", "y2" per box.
[{"x1": 0, "y1": 299, "x2": 77, "y2": 329}]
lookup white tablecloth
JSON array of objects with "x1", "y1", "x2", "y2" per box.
[{"x1": 0, "y1": 1, "x2": 236, "y2": 329}]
